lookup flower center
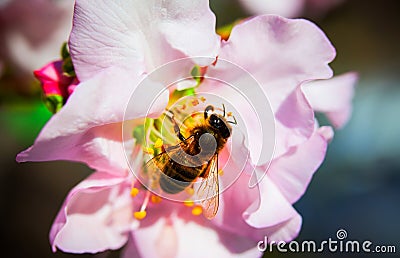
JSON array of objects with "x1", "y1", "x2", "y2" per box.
[{"x1": 130, "y1": 76, "x2": 216, "y2": 220}]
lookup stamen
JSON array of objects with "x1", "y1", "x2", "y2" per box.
[
  {"x1": 191, "y1": 99, "x2": 199, "y2": 106},
  {"x1": 218, "y1": 169, "x2": 224, "y2": 176},
  {"x1": 151, "y1": 194, "x2": 162, "y2": 204},
  {"x1": 200, "y1": 96, "x2": 206, "y2": 102},
  {"x1": 130, "y1": 187, "x2": 139, "y2": 197},
  {"x1": 140, "y1": 190, "x2": 151, "y2": 211},
  {"x1": 134, "y1": 190, "x2": 151, "y2": 220},
  {"x1": 192, "y1": 205, "x2": 203, "y2": 216},
  {"x1": 143, "y1": 147, "x2": 154, "y2": 155},
  {"x1": 134, "y1": 211, "x2": 147, "y2": 220},
  {"x1": 154, "y1": 138, "x2": 163, "y2": 149}
]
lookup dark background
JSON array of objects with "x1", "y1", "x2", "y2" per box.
[{"x1": 1, "y1": 0, "x2": 400, "y2": 257}]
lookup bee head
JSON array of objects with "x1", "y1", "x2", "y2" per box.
[{"x1": 204, "y1": 105, "x2": 231, "y2": 139}]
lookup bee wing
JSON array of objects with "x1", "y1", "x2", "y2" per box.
[
  {"x1": 197, "y1": 154, "x2": 219, "y2": 220},
  {"x1": 143, "y1": 136, "x2": 196, "y2": 189},
  {"x1": 143, "y1": 151, "x2": 170, "y2": 190}
]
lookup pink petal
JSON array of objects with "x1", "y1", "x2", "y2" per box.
[
  {"x1": 267, "y1": 127, "x2": 331, "y2": 204},
  {"x1": 129, "y1": 216, "x2": 262, "y2": 258},
  {"x1": 244, "y1": 175, "x2": 298, "y2": 228},
  {"x1": 70, "y1": 0, "x2": 220, "y2": 81},
  {"x1": 158, "y1": 0, "x2": 220, "y2": 66},
  {"x1": 273, "y1": 87, "x2": 315, "y2": 158},
  {"x1": 16, "y1": 67, "x2": 169, "y2": 173},
  {"x1": 216, "y1": 15, "x2": 335, "y2": 94},
  {"x1": 303, "y1": 72, "x2": 358, "y2": 128},
  {"x1": 130, "y1": 217, "x2": 177, "y2": 258},
  {"x1": 213, "y1": 169, "x2": 302, "y2": 243},
  {"x1": 210, "y1": 15, "x2": 335, "y2": 159},
  {"x1": 211, "y1": 147, "x2": 304, "y2": 243},
  {"x1": 120, "y1": 235, "x2": 147, "y2": 258},
  {"x1": 262, "y1": 211, "x2": 302, "y2": 243},
  {"x1": 50, "y1": 171, "x2": 132, "y2": 253},
  {"x1": 318, "y1": 125, "x2": 334, "y2": 142},
  {"x1": 33, "y1": 60, "x2": 74, "y2": 97}
]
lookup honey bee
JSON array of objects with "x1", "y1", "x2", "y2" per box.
[{"x1": 145, "y1": 104, "x2": 237, "y2": 219}]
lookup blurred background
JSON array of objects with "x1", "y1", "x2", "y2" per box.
[{"x1": 0, "y1": 0, "x2": 399, "y2": 257}]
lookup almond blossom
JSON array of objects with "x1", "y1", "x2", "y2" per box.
[{"x1": 16, "y1": 0, "x2": 356, "y2": 257}]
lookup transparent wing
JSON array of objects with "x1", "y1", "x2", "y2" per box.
[
  {"x1": 197, "y1": 154, "x2": 219, "y2": 219},
  {"x1": 143, "y1": 151, "x2": 170, "y2": 191}
]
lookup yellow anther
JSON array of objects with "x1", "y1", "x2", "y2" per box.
[
  {"x1": 144, "y1": 147, "x2": 154, "y2": 155},
  {"x1": 185, "y1": 187, "x2": 195, "y2": 196},
  {"x1": 151, "y1": 195, "x2": 162, "y2": 204},
  {"x1": 191, "y1": 99, "x2": 199, "y2": 106},
  {"x1": 130, "y1": 187, "x2": 140, "y2": 197},
  {"x1": 218, "y1": 169, "x2": 224, "y2": 176},
  {"x1": 192, "y1": 205, "x2": 203, "y2": 216},
  {"x1": 200, "y1": 96, "x2": 206, "y2": 102},
  {"x1": 227, "y1": 112, "x2": 232, "y2": 117},
  {"x1": 183, "y1": 199, "x2": 194, "y2": 207},
  {"x1": 134, "y1": 211, "x2": 147, "y2": 220},
  {"x1": 154, "y1": 138, "x2": 163, "y2": 149}
]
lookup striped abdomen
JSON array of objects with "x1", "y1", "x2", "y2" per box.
[{"x1": 159, "y1": 154, "x2": 209, "y2": 194}]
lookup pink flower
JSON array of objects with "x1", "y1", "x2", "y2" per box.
[
  {"x1": 16, "y1": 0, "x2": 357, "y2": 256},
  {"x1": 34, "y1": 60, "x2": 78, "y2": 97},
  {"x1": 33, "y1": 59, "x2": 79, "y2": 113},
  {"x1": 239, "y1": 0, "x2": 344, "y2": 18}
]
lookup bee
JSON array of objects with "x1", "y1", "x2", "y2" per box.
[{"x1": 145, "y1": 104, "x2": 237, "y2": 219}]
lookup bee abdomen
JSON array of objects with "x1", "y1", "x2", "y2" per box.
[
  {"x1": 159, "y1": 173, "x2": 190, "y2": 194},
  {"x1": 160, "y1": 163, "x2": 202, "y2": 194}
]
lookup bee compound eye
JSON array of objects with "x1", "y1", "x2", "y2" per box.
[{"x1": 210, "y1": 114, "x2": 222, "y2": 128}]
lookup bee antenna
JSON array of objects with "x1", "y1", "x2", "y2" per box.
[
  {"x1": 227, "y1": 115, "x2": 237, "y2": 125},
  {"x1": 222, "y1": 104, "x2": 226, "y2": 117}
]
